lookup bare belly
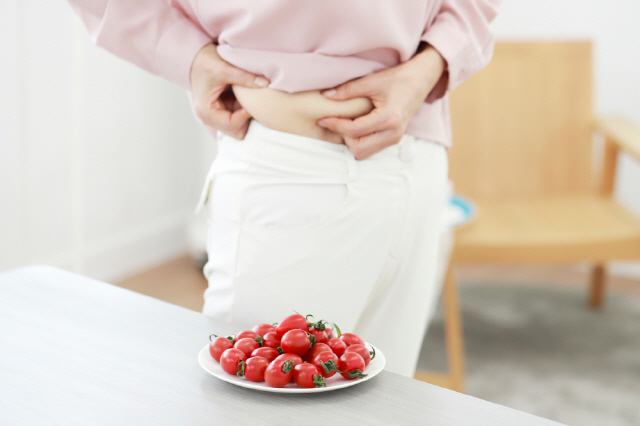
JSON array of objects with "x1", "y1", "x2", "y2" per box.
[{"x1": 232, "y1": 86, "x2": 374, "y2": 144}]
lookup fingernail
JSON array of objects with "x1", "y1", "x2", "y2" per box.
[
  {"x1": 254, "y1": 76, "x2": 269, "y2": 87},
  {"x1": 322, "y1": 89, "x2": 336, "y2": 98},
  {"x1": 318, "y1": 120, "x2": 327, "y2": 128}
]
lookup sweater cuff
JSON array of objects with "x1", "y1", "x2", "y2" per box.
[
  {"x1": 155, "y1": 16, "x2": 214, "y2": 89},
  {"x1": 421, "y1": 5, "x2": 497, "y2": 101}
]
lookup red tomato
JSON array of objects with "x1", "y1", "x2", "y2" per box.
[
  {"x1": 309, "y1": 327, "x2": 328, "y2": 345},
  {"x1": 252, "y1": 323, "x2": 276, "y2": 337},
  {"x1": 262, "y1": 332, "x2": 281, "y2": 349},
  {"x1": 274, "y1": 353, "x2": 303, "y2": 367},
  {"x1": 327, "y1": 338, "x2": 348, "y2": 357},
  {"x1": 235, "y1": 330, "x2": 259, "y2": 341},
  {"x1": 264, "y1": 359, "x2": 294, "y2": 388},
  {"x1": 250, "y1": 347, "x2": 280, "y2": 362},
  {"x1": 220, "y1": 348, "x2": 247, "y2": 376},
  {"x1": 244, "y1": 356, "x2": 270, "y2": 382},
  {"x1": 339, "y1": 352, "x2": 367, "y2": 380},
  {"x1": 234, "y1": 337, "x2": 260, "y2": 358},
  {"x1": 312, "y1": 351, "x2": 341, "y2": 378},
  {"x1": 209, "y1": 335, "x2": 233, "y2": 362},
  {"x1": 339, "y1": 332, "x2": 365, "y2": 347},
  {"x1": 293, "y1": 363, "x2": 326, "y2": 388},
  {"x1": 280, "y1": 329, "x2": 312, "y2": 357},
  {"x1": 303, "y1": 343, "x2": 332, "y2": 363},
  {"x1": 345, "y1": 344, "x2": 372, "y2": 367},
  {"x1": 275, "y1": 314, "x2": 309, "y2": 337}
]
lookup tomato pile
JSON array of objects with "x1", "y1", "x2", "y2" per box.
[{"x1": 208, "y1": 313, "x2": 375, "y2": 388}]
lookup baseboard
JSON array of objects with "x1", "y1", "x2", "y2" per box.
[
  {"x1": 575, "y1": 261, "x2": 640, "y2": 280},
  {"x1": 609, "y1": 261, "x2": 640, "y2": 280},
  {"x1": 81, "y1": 212, "x2": 191, "y2": 283}
]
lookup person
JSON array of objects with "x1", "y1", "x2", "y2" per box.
[{"x1": 67, "y1": 0, "x2": 500, "y2": 377}]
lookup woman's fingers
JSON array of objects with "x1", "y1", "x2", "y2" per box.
[
  {"x1": 227, "y1": 108, "x2": 253, "y2": 139},
  {"x1": 343, "y1": 129, "x2": 401, "y2": 161},
  {"x1": 319, "y1": 45, "x2": 447, "y2": 159},
  {"x1": 220, "y1": 62, "x2": 269, "y2": 89},
  {"x1": 190, "y1": 43, "x2": 269, "y2": 138},
  {"x1": 319, "y1": 107, "x2": 405, "y2": 160},
  {"x1": 321, "y1": 73, "x2": 379, "y2": 101},
  {"x1": 207, "y1": 97, "x2": 253, "y2": 138},
  {"x1": 319, "y1": 107, "x2": 403, "y2": 145}
]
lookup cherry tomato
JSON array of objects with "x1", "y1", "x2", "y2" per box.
[
  {"x1": 220, "y1": 348, "x2": 247, "y2": 376},
  {"x1": 235, "y1": 330, "x2": 259, "y2": 341},
  {"x1": 274, "y1": 353, "x2": 303, "y2": 367},
  {"x1": 209, "y1": 335, "x2": 233, "y2": 362},
  {"x1": 250, "y1": 347, "x2": 280, "y2": 362},
  {"x1": 312, "y1": 351, "x2": 341, "y2": 378},
  {"x1": 345, "y1": 344, "x2": 373, "y2": 367},
  {"x1": 234, "y1": 337, "x2": 260, "y2": 358},
  {"x1": 244, "y1": 356, "x2": 270, "y2": 382},
  {"x1": 293, "y1": 363, "x2": 326, "y2": 388},
  {"x1": 264, "y1": 359, "x2": 294, "y2": 388},
  {"x1": 339, "y1": 332, "x2": 365, "y2": 347},
  {"x1": 303, "y1": 343, "x2": 332, "y2": 363},
  {"x1": 262, "y1": 332, "x2": 281, "y2": 349},
  {"x1": 275, "y1": 314, "x2": 309, "y2": 337},
  {"x1": 252, "y1": 323, "x2": 276, "y2": 337},
  {"x1": 327, "y1": 338, "x2": 348, "y2": 357},
  {"x1": 280, "y1": 329, "x2": 312, "y2": 357},
  {"x1": 309, "y1": 327, "x2": 328, "y2": 345},
  {"x1": 339, "y1": 352, "x2": 367, "y2": 380}
]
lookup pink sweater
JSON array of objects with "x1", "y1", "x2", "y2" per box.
[{"x1": 68, "y1": 0, "x2": 500, "y2": 148}]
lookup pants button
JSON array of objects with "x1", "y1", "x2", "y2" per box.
[{"x1": 398, "y1": 143, "x2": 416, "y2": 162}]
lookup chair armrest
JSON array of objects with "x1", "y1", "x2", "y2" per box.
[{"x1": 595, "y1": 116, "x2": 640, "y2": 163}]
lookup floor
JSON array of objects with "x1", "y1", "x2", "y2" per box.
[
  {"x1": 115, "y1": 255, "x2": 640, "y2": 313},
  {"x1": 116, "y1": 255, "x2": 209, "y2": 312}
]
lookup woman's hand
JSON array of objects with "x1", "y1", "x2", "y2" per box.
[
  {"x1": 318, "y1": 45, "x2": 446, "y2": 160},
  {"x1": 190, "y1": 43, "x2": 270, "y2": 139}
]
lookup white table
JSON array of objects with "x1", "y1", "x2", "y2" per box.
[{"x1": 0, "y1": 266, "x2": 564, "y2": 425}]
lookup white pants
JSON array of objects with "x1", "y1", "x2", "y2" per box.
[{"x1": 199, "y1": 121, "x2": 448, "y2": 377}]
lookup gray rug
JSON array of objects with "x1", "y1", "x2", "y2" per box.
[{"x1": 417, "y1": 283, "x2": 640, "y2": 426}]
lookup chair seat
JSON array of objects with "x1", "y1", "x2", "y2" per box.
[{"x1": 453, "y1": 195, "x2": 640, "y2": 263}]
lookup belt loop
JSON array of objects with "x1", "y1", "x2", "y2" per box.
[
  {"x1": 195, "y1": 163, "x2": 217, "y2": 214},
  {"x1": 344, "y1": 145, "x2": 357, "y2": 180},
  {"x1": 398, "y1": 135, "x2": 416, "y2": 163}
]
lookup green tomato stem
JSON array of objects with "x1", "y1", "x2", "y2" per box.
[
  {"x1": 321, "y1": 360, "x2": 342, "y2": 374},
  {"x1": 347, "y1": 369, "x2": 368, "y2": 379},
  {"x1": 282, "y1": 360, "x2": 294, "y2": 374},
  {"x1": 236, "y1": 360, "x2": 246, "y2": 377},
  {"x1": 313, "y1": 375, "x2": 327, "y2": 387}
]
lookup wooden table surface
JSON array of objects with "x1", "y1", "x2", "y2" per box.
[{"x1": 0, "y1": 266, "x2": 564, "y2": 425}]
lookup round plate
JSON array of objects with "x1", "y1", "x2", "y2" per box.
[{"x1": 198, "y1": 343, "x2": 385, "y2": 393}]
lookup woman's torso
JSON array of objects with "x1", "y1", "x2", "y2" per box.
[
  {"x1": 232, "y1": 86, "x2": 373, "y2": 144},
  {"x1": 179, "y1": 0, "x2": 451, "y2": 146}
]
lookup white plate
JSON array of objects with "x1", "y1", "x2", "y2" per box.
[{"x1": 198, "y1": 343, "x2": 385, "y2": 393}]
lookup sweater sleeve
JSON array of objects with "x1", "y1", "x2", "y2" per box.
[
  {"x1": 67, "y1": 0, "x2": 213, "y2": 89},
  {"x1": 421, "y1": 0, "x2": 501, "y2": 101}
]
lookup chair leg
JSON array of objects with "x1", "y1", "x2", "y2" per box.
[
  {"x1": 443, "y1": 263, "x2": 466, "y2": 393},
  {"x1": 589, "y1": 264, "x2": 606, "y2": 308}
]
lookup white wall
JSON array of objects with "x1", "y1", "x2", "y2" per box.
[
  {"x1": 0, "y1": 1, "x2": 213, "y2": 282},
  {"x1": 492, "y1": 0, "x2": 640, "y2": 277},
  {"x1": 2, "y1": 1, "x2": 639, "y2": 282}
]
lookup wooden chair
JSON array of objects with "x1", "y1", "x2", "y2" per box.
[{"x1": 415, "y1": 41, "x2": 640, "y2": 393}]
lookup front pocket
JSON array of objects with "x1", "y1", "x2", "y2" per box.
[{"x1": 238, "y1": 180, "x2": 349, "y2": 230}]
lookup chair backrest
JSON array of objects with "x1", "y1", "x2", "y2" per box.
[{"x1": 448, "y1": 41, "x2": 594, "y2": 201}]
